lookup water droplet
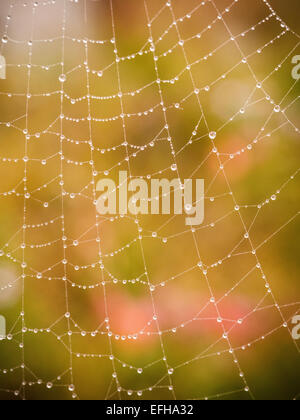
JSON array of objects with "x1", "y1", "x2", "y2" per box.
[
  {"x1": 185, "y1": 204, "x2": 192, "y2": 212},
  {"x1": 59, "y1": 74, "x2": 66, "y2": 83}
]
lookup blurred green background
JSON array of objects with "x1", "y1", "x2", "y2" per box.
[{"x1": 0, "y1": 0, "x2": 299, "y2": 400}]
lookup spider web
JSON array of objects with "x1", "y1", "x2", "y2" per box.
[{"x1": 0, "y1": 0, "x2": 299, "y2": 400}]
